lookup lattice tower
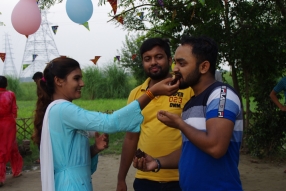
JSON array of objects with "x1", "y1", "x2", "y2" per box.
[
  {"x1": 20, "y1": 10, "x2": 60, "y2": 78},
  {"x1": 2, "y1": 33, "x2": 17, "y2": 77}
]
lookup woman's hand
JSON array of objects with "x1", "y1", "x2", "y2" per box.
[
  {"x1": 92, "y1": 132, "x2": 109, "y2": 154},
  {"x1": 149, "y1": 77, "x2": 179, "y2": 97}
]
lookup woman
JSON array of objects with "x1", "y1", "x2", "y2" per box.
[
  {"x1": 0, "y1": 76, "x2": 23, "y2": 187},
  {"x1": 31, "y1": 57, "x2": 179, "y2": 191}
]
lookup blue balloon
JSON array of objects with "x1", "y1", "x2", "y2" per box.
[{"x1": 66, "y1": 0, "x2": 93, "y2": 24}]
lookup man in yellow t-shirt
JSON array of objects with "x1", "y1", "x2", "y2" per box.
[{"x1": 116, "y1": 38, "x2": 193, "y2": 191}]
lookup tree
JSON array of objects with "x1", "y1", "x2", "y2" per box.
[
  {"x1": 40, "y1": 0, "x2": 286, "y2": 156},
  {"x1": 38, "y1": 0, "x2": 63, "y2": 9},
  {"x1": 117, "y1": 34, "x2": 147, "y2": 85},
  {"x1": 102, "y1": 0, "x2": 286, "y2": 157}
]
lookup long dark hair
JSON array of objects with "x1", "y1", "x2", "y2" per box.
[{"x1": 32, "y1": 57, "x2": 80, "y2": 146}]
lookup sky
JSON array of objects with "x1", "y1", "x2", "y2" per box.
[{"x1": 0, "y1": 0, "x2": 132, "y2": 76}]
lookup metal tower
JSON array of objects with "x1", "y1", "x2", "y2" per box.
[
  {"x1": 2, "y1": 33, "x2": 17, "y2": 77},
  {"x1": 20, "y1": 10, "x2": 60, "y2": 79}
]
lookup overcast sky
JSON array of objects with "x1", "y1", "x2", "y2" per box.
[{"x1": 0, "y1": 0, "x2": 131, "y2": 76}]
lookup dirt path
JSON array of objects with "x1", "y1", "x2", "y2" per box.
[{"x1": 1, "y1": 154, "x2": 285, "y2": 191}]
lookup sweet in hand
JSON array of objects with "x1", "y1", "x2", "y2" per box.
[
  {"x1": 135, "y1": 148, "x2": 145, "y2": 158},
  {"x1": 170, "y1": 72, "x2": 181, "y2": 85}
]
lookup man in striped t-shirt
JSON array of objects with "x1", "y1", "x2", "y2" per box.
[{"x1": 133, "y1": 36, "x2": 243, "y2": 191}]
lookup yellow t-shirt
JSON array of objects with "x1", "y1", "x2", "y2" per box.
[{"x1": 127, "y1": 78, "x2": 194, "y2": 182}]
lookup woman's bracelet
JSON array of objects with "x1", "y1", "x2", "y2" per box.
[
  {"x1": 152, "y1": 158, "x2": 161, "y2": 173},
  {"x1": 146, "y1": 89, "x2": 155, "y2": 100}
]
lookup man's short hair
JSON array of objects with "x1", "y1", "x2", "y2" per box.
[
  {"x1": 180, "y1": 36, "x2": 218, "y2": 76},
  {"x1": 32, "y1": 72, "x2": 43, "y2": 80},
  {"x1": 140, "y1": 38, "x2": 171, "y2": 59}
]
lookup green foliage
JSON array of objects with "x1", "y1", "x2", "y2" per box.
[
  {"x1": 222, "y1": 71, "x2": 233, "y2": 87},
  {"x1": 109, "y1": 0, "x2": 286, "y2": 158},
  {"x1": 6, "y1": 76, "x2": 37, "y2": 101},
  {"x1": 38, "y1": 0, "x2": 63, "y2": 9},
  {"x1": 6, "y1": 76, "x2": 22, "y2": 98},
  {"x1": 17, "y1": 101, "x2": 36, "y2": 118},
  {"x1": 104, "y1": 64, "x2": 131, "y2": 98},
  {"x1": 117, "y1": 34, "x2": 147, "y2": 85},
  {"x1": 13, "y1": 64, "x2": 136, "y2": 101},
  {"x1": 247, "y1": 109, "x2": 286, "y2": 158},
  {"x1": 17, "y1": 99, "x2": 128, "y2": 119},
  {"x1": 81, "y1": 66, "x2": 105, "y2": 100},
  {"x1": 82, "y1": 64, "x2": 132, "y2": 99},
  {"x1": 246, "y1": 74, "x2": 286, "y2": 158},
  {"x1": 17, "y1": 82, "x2": 38, "y2": 101}
]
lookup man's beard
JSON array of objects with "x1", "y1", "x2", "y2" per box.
[
  {"x1": 179, "y1": 65, "x2": 201, "y2": 89},
  {"x1": 147, "y1": 66, "x2": 170, "y2": 81}
]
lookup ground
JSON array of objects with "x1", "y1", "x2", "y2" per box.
[{"x1": 1, "y1": 154, "x2": 285, "y2": 191}]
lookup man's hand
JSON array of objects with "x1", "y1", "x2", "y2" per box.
[
  {"x1": 116, "y1": 181, "x2": 127, "y2": 191},
  {"x1": 132, "y1": 153, "x2": 158, "y2": 172},
  {"x1": 157, "y1": 110, "x2": 183, "y2": 129},
  {"x1": 279, "y1": 105, "x2": 286, "y2": 111}
]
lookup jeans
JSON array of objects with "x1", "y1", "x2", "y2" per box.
[{"x1": 133, "y1": 178, "x2": 181, "y2": 191}]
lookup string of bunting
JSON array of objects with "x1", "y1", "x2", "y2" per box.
[
  {"x1": 114, "y1": 56, "x2": 120, "y2": 62},
  {"x1": 90, "y1": 56, "x2": 101, "y2": 65},
  {"x1": 108, "y1": 0, "x2": 118, "y2": 15},
  {"x1": 52, "y1": 25, "x2": 59, "y2": 35},
  {"x1": 0, "y1": 53, "x2": 6, "y2": 62}
]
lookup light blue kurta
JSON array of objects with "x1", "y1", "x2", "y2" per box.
[{"x1": 48, "y1": 100, "x2": 142, "y2": 191}]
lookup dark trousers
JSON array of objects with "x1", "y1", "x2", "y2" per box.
[{"x1": 133, "y1": 178, "x2": 181, "y2": 191}]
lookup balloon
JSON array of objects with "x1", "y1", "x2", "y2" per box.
[
  {"x1": 66, "y1": 0, "x2": 93, "y2": 24},
  {"x1": 11, "y1": 0, "x2": 41, "y2": 35}
]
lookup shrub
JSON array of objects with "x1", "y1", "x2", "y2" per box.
[
  {"x1": 82, "y1": 63, "x2": 133, "y2": 99},
  {"x1": 6, "y1": 76, "x2": 22, "y2": 98}
]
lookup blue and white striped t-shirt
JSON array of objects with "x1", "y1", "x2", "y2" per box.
[{"x1": 179, "y1": 81, "x2": 243, "y2": 191}]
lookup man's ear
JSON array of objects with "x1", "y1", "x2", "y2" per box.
[{"x1": 200, "y1": 61, "x2": 210, "y2": 74}]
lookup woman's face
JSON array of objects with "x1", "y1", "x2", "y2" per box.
[{"x1": 58, "y1": 68, "x2": 84, "y2": 101}]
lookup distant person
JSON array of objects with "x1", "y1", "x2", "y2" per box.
[
  {"x1": 269, "y1": 76, "x2": 286, "y2": 173},
  {"x1": 116, "y1": 38, "x2": 193, "y2": 191},
  {"x1": 215, "y1": 70, "x2": 223, "y2": 82},
  {"x1": 133, "y1": 36, "x2": 243, "y2": 191},
  {"x1": 270, "y1": 77, "x2": 286, "y2": 111},
  {"x1": 31, "y1": 57, "x2": 179, "y2": 191},
  {"x1": 0, "y1": 76, "x2": 23, "y2": 187},
  {"x1": 32, "y1": 71, "x2": 43, "y2": 83}
]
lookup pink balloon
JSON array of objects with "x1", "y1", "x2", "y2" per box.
[{"x1": 11, "y1": 0, "x2": 41, "y2": 35}]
